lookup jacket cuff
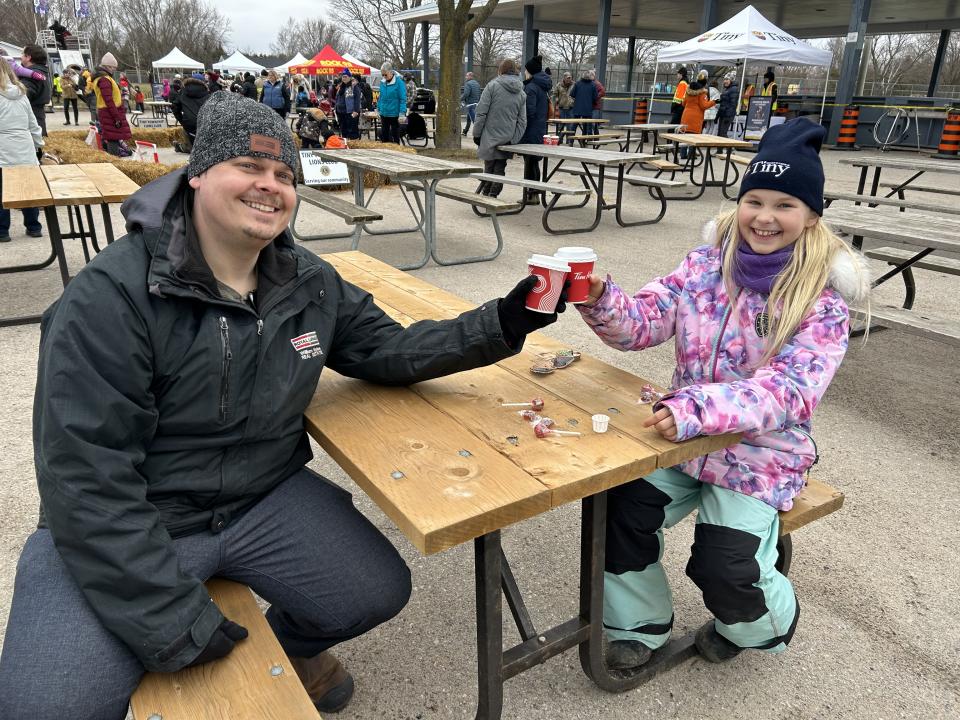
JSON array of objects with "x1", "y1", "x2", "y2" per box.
[
  {"x1": 654, "y1": 392, "x2": 703, "y2": 442},
  {"x1": 146, "y1": 597, "x2": 224, "y2": 672}
]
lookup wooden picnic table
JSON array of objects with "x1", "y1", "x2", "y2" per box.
[
  {"x1": 499, "y1": 143, "x2": 664, "y2": 233},
  {"x1": 839, "y1": 154, "x2": 960, "y2": 199},
  {"x1": 823, "y1": 204, "x2": 960, "y2": 344},
  {"x1": 304, "y1": 250, "x2": 741, "y2": 719},
  {"x1": 611, "y1": 123, "x2": 684, "y2": 153},
  {"x1": 1, "y1": 163, "x2": 139, "y2": 327},
  {"x1": 658, "y1": 132, "x2": 753, "y2": 200},
  {"x1": 304, "y1": 148, "x2": 482, "y2": 269},
  {"x1": 548, "y1": 116, "x2": 609, "y2": 143}
]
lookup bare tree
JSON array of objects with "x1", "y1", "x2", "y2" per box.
[
  {"x1": 539, "y1": 33, "x2": 596, "y2": 74},
  {"x1": 472, "y1": 27, "x2": 520, "y2": 85},
  {"x1": 330, "y1": 0, "x2": 427, "y2": 68},
  {"x1": 269, "y1": 17, "x2": 348, "y2": 59},
  {"x1": 866, "y1": 34, "x2": 932, "y2": 94},
  {"x1": 433, "y1": 0, "x2": 502, "y2": 149}
]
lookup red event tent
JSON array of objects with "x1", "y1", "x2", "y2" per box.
[{"x1": 289, "y1": 45, "x2": 370, "y2": 76}]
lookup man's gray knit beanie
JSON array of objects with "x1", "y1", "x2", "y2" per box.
[{"x1": 188, "y1": 92, "x2": 299, "y2": 183}]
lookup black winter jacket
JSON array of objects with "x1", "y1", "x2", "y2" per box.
[
  {"x1": 33, "y1": 169, "x2": 516, "y2": 672},
  {"x1": 22, "y1": 62, "x2": 51, "y2": 125},
  {"x1": 171, "y1": 78, "x2": 210, "y2": 135},
  {"x1": 520, "y1": 72, "x2": 552, "y2": 145},
  {"x1": 718, "y1": 81, "x2": 739, "y2": 119}
]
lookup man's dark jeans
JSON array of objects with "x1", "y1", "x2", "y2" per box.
[{"x1": 0, "y1": 468, "x2": 411, "y2": 720}]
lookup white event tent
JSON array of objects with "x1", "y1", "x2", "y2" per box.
[
  {"x1": 275, "y1": 53, "x2": 309, "y2": 74},
  {"x1": 654, "y1": 5, "x2": 833, "y2": 122},
  {"x1": 213, "y1": 51, "x2": 265, "y2": 74},
  {"x1": 342, "y1": 53, "x2": 382, "y2": 85},
  {"x1": 152, "y1": 47, "x2": 205, "y2": 72}
]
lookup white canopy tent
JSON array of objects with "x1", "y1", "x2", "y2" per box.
[
  {"x1": 151, "y1": 47, "x2": 205, "y2": 71},
  {"x1": 213, "y1": 51, "x2": 265, "y2": 74},
  {"x1": 653, "y1": 5, "x2": 834, "y2": 124},
  {"x1": 342, "y1": 53, "x2": 382, "y2": 85},
  {"x1": 275, "y1": 53, "x2": 309, "y2": 74}
]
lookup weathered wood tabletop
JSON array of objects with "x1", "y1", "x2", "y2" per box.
[
  {"x1": 502, "y1": 143, "x2": 654, "y2": 166},
  {"x1": 659, "y1": 132, "x2": 753, "y2": 148},
  {"x1": 304, "y1": 251, "x2": 739, "y2": 555},
  {"x1": 309, "y1": 148, "x2": 479, "y2": 178},
  {"x1": 840, "y1": 155, "x2": 960, "y2": 175},
  {"x1": 2, "y1": 163, "x2": 139, "y2": 209}
]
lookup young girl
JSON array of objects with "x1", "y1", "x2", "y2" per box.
[{"x1": 577, "y1": 119, "x2": 869, "y2": 671}]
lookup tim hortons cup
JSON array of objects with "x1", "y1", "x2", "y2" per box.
[
  {"x1": 553, "y1": 247, "x2": 597, "y2": 304},
  {"x1": 543, "y1": 134, "x2": 559, "y2": 145},
  {"x1": 525, "y1": 254, "x2": 571, "y2": 313}
]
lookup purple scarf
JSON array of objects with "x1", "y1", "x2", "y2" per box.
[{"x1": 733, "y1": 241, "x2": 795, "y2": 295}]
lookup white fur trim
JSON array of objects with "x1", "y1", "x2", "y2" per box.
[
  {"x1": 701, "y1": 218, "x2": 719, "y2": 246},
  {"x1": 828, "y1": 248, "x2": 871, "y2": 303}
]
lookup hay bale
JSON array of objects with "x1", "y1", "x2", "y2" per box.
[{"x1": 47, "y1": 127, "x2": 182, "y2": 148}]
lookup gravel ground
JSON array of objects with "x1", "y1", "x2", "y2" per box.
[{"x1": 1, "y1": 119, "x2": 958, "y2": 719}]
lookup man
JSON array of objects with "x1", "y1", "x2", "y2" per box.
[
  {"x1": 93, "y1": 52, "x2": 132, "y2": 157},
  {"x1": 335, "y1": 69, "x2": 363, "y2": 140},
  {"x1": 569, "y1": 69, "x2": 598, "y2": 145},
  {"x1": 551, "y1": 71, "x2": 575, "y2": 122},
  {"x1": 356, "y1": 73, "x2": 373, "y2": 111},
  {"x1": 170, "y1": 74, "x2": 210, "y2": 151},
  {"x1": 0, "y1": 92, "x2": 564, "y2": 718},
  {"x1": 671, "y1": 66, "x2": 688, "y2": 125},
  {"x1": 761, "y1": 69, "x2": 778, "y2": 112},
  {"x1": 20, "y1": 44, "x2": 51, "y2": 135},
  {"x1": 591, "y1": 68, "x2": 606, "y2": 136},
  {"x1": 460, "y1": 70, "x2": 481, "y2": 136}
]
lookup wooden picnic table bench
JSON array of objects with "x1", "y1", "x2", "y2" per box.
[
  {"x1": 823, "y1": 188, "x2": 960, "y2": 216},
  {"x1": 658, "y1": 133, "x2": 753, "y2": 200},
  {"x1": 878, "y1": 181, "x2": 960, "y2": 197},
  {"x1": 128, "y1": 251, "x2": 846, "y2": 719},
  {"x1": 466, "y1": 172, "x2": 591, "y2": 214}
]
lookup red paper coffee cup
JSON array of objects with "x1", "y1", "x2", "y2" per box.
[
  {"x1": 525, "y1": 254, "x2": 571, "y2": 313},
  {"x1": 554, "y1": 247, "x2": 597, "y2": 303}
]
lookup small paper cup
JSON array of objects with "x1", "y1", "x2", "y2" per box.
[
  {"x1": 525, "y1": 254, "x2": 571, "y2": 313},
  {"x1": 554, "y1": 247, "x2": 598, "y2": 304},
  {"x1": 591, "y1": 414, "x2": 610, "y2": 433}
]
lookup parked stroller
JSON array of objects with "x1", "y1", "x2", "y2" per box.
[
  {"x1": 410, "y1": 88, "x2": 436, "y2": 114},
  {"x1": 403, "y1": 111, "x2": 430, "y2": 147}
]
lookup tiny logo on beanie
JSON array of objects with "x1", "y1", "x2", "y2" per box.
[
  {"x1": 250, "y1": 134, "x2": 281, "y2": 157},
  {"x1": 747, "y1": 161, "x2": 791, "y2": 178}
]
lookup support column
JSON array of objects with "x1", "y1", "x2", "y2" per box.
[
  {"x1": 522, "y1": 5, "x2": 536, "y2": 63},
  {"x1": 827, "y1": 0, "x2": 872, "y2": 145},
  {"x1": 595, "y1": 0, "x2": 612, "y2": 85},
  {"x1": 626, "y1": 36, "x2": 636, "y2": 94},
  {"x1": 421, "y1": 21, "x2": 430, "y2": 86},
  {"x1": 465, "y1": 30, "x2": 475, "y2": 75},
  {"x1": 928, "y1": 30, "x2": 951, "y2": 97},
  {"x1": 533, "y1": 30, "x2": 540, "y2": 57},
  {"x1": 700, "y1": 0, "x2": 718, "y2": 32}
]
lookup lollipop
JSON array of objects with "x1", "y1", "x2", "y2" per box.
[
  {"x1": 639, "y1": 384, "x2": 656, "y2": 404},
  {"x1": 518, "y1": 409, "x2": 542, "y2": 423},
  {"x1": 534, "y1": 419, "x2": 581, "y2": 438},
  {"x1": 501, "y1": 397, "x2": 545, "y2": 411}
]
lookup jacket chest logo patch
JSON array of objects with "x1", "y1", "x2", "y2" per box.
[
  {"x1": 754, "y1": 312, "x2": 770, "y2": 337},
  {"x1": 291, "y1": 331, "x2": 324, "y2": 359}
]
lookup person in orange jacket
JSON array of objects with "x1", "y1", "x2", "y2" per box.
[{"x1": 681, "y1": 80, "x2": 716, "y2": 134}]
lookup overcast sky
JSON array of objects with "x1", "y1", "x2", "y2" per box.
[{"x1": 224, "y1": 0, "x2": 333, "y2": 54}]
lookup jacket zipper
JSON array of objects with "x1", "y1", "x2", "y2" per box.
[
  {"x1": 218, "y1": 316, "x2": 232, "y2": 421},
  {"x1": 697, "y1": 293, "x2": 738, "y2": 480}
]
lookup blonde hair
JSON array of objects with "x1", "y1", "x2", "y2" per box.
[
  {"x1": 715, "y1": 206, "x2": 869, "y2": 365},
  {"x1": 0, "y1": 60, "x2": 26, "y2": 95}
]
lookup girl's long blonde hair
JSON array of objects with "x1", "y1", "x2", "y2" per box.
[
  {"x1": 715, "y1": 207, "x2": 868, "y2": 364},
  {"x1": 0, "y1": 60, "x2": 26, "y2": 95}
]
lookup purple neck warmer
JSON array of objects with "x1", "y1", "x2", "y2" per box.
[{"x1": 733, "y1": 240, "x2": 795, "y2": 295}]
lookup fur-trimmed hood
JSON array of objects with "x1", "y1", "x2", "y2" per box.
[{"x1": 701, "y1": 219, "x2": 871, "y2": 303}]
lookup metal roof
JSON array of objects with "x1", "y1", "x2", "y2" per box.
[{"x1": 392, "y1": 0, "x2": 960, "y2": 40}]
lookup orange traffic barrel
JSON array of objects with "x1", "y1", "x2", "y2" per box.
[
  {"x1": 633, "y1": 98, "x2": 649, "y2": 124},
  {"x1": 933, "y1": 108, "x2": 960, "y2": 159},
  {"x1": 836, "y1": 105, "x2": 859, "y2": 150}
]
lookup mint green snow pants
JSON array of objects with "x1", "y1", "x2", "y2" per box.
[{"x1": 604, "y1": 467, "x2": 799, "y2": 652}]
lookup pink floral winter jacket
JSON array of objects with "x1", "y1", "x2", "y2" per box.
[{"x1": 578, "y1": 226, "x2": 869, "y2": 511}]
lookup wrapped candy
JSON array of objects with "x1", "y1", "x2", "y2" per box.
[
  {"x1": 501, "y1": 397, "x2": 545, "y2": 410},
  {"x1": 638, "y1": 384, "x2": 663, "y2": 404},
  {"x1": 518, "y1": 410, "x2": 542, "y2": 423},
  {"x1": 534, "y1": 418, "x2": 581, "y2": 438}
]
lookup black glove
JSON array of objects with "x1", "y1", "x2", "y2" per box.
[
  {"x1": 472, "y1": 136, "x2": 481, "y2": 146},
  {"x1": 113, "y1": 120, "x2": 122, "y2": 129},
  {"x1": 185, "y1": 618, "x2": 249, "y2": 668},
  {"x1": 36, "y1": 148, "x2": 44, "y2": 161},
  {"x1": 497, "y1": 275, "x2": 568, "y2": 347}
]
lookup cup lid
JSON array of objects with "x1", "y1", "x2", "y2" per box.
[
  {"x1": 528, "y1": 254, "x2": 571, "y2": 272},
  {"x1": 554, "y1": 246, "x2": 598, "y2": 262}
]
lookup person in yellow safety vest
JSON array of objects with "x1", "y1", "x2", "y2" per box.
[
  {"x1": 670, "y1": 66, "x2": 688, "y2": 124},
  {"x1": 762, "y1": 69, "x2": 778, "y2": 112},
  {"x1": 740, "y1": 82, "x2": 755, "y2": 113}
]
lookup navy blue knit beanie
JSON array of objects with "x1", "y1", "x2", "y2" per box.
[{"x1": 738, "y1": 118, "x2": 826, "y2": 215}]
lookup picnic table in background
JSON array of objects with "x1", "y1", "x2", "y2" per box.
[
  {"x1": 547, "y1": 116, "x2": 610, "y2": 143},
  {"x1": 299, "y1": 148, "x2": 488, "y2": 269},
  {"x1": 305, "y1": 250, "x2": 742, "y2": 719},
  {"x1": 839, "y1": 154, "x2": 960, "y2": 200},
  {"x1": 658, "y1": 132, "x2": 753, "y2": 200},
  {"x1": 611, "y1": 122, "x2": 684, "y2": 153},
  {"x1": 0, "y1": 163, "x2": 139, "y2": 327},
  {"x1": 501, "y1": 143, "x2": 678, "y2": 233}
]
